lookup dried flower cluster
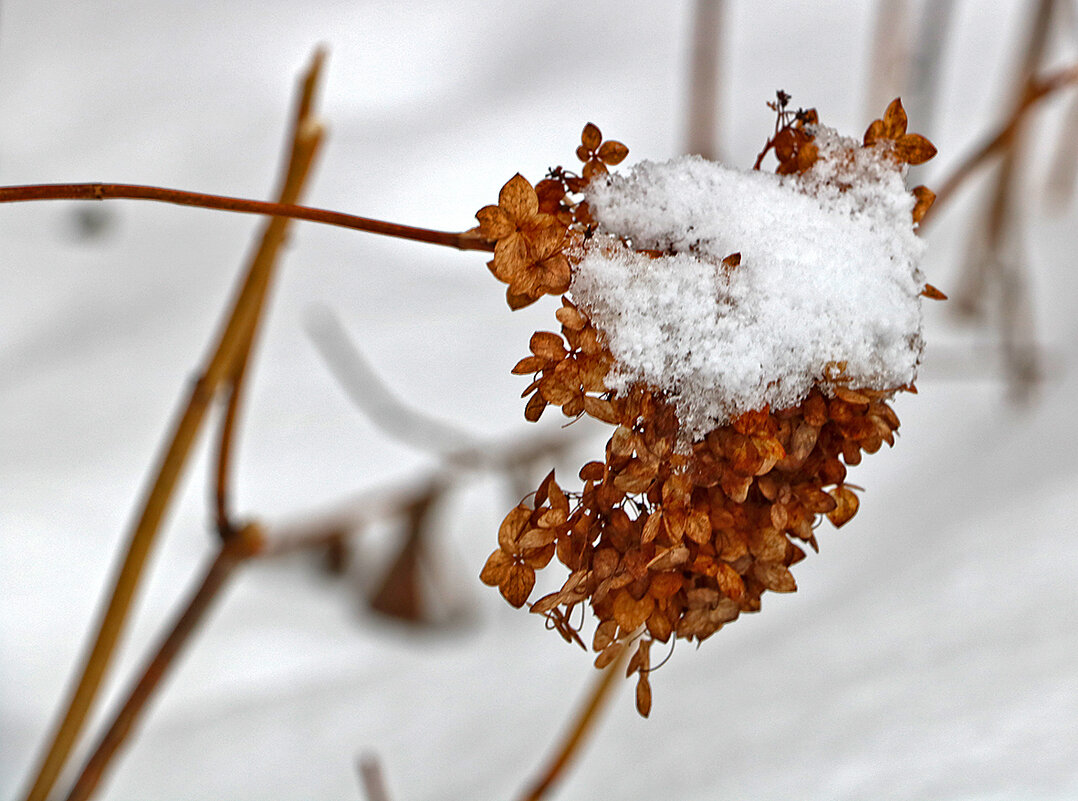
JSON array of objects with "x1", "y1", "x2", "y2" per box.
[{"x1": 478, "y1": 99, "x2": 940, "y2": 716}]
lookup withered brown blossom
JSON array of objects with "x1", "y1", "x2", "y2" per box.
[{"x1": 476, "y1": 109, "x2": 941, "y2": 717}]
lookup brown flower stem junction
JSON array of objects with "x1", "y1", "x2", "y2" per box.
[
  {"x1": 61, "y1": 530, "x2": 261, "y2": 801},
  {"x1": 927, "y1": 61, "x2": 1078, "y2": 224},
  {"x1": 0, "y1": 183, "x2": 494, "y2": 252},
  {"x1": 516, "y1": 649, "x2": 629, "y2": 801}
]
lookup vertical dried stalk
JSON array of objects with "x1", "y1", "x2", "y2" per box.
[
  {"x1": 215, "y1": 49, "x2": 327, "y2": 535},
  {"x1": 953, "y1": 0, "x2": 1058, "y2": 395},
  {"x1": 905, "y1": 0, "x2": 956, "y2": 137},
  {"x1": 685, "y1": 0, "x2": 724, "y2": 160},
  {"x1": 18, "y1": 50, "x2": 326, "y2": 801},
  {"x1": 864, "y1": 0, "x2": 912, "y2": 120},
  {"x1": 61, "y1": 536, "x2": 253, "y2": 801}
]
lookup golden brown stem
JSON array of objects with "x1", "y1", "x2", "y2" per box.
[
  {"x1": 516, "y1": 651, "x2": 628, "y2": 801},
  {"x1": 19, "y1": 305, "x2": 260, "y2": 801},
  {"x1": 214, "y1": 50, "x2": 327, "y2": 536},
  {"x1": 0, "y1": 183, "x2": 493, "y2": 252},
  {"x1": 18, "y1": 52, "x2": 326, "y2": 801},
  {"x1": 61, "y1": 533, "x2": 259, "y2": 801},
  {"x1": 927, "y1": 62, "x2": 1078, "y2": 222}
]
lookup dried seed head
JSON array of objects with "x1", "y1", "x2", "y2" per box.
[{"x1": 476, "y1": 107, "x2": 938, "y2": 715}]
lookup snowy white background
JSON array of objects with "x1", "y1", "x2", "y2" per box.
[{"x1": 2, "y1": 1, "x2": 1077, "y2": 799}]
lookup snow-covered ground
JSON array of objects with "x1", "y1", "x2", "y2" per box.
[{"x1": 2, "y1": 2, "x2": 1076, "y2": 799}]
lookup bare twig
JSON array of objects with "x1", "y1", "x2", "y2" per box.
[
  {"x1": 516, "y1": 651, "x2": 628, "y2": 801},
  {"x1": 62, "y1": 530, "x2": 262, "y2": 801},
  {"x1": 215, "y1": 49, "x2": 327, "y2": 536},
  {"x1": 1046, "y1": 89, "x2": 1078, "y2": 207},
  {"x1": 305, "y1": 307, "x2": 484, "y2": 458},
  {"x1": 18, "y1": 51, "x2": 327, "y2": 801},
  {"x1": 684, "y1": 0, "x2": 724, "y2": 160},
  {"x1": 939, "y1": 0, "x2": 1062, "y2": 398},
  {"x1": 927, "y1": 62, "x2": 1078, "y2": 221},
  {"x1": 0, "y1": 182, "x2": 492, "y2": 252}
]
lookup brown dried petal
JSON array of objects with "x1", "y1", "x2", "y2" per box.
[
  {"x1": 610, "y1": 425, "x2": 636, "y2": 458},
  {"x1": 556, "y1": 302, "x2": 588, "y2": 330},
  {"x1": 582, "y1": 159, "x2": 608, "y2": 180},
  {"x1": 506, "y1": 287, "x2": 539, "y2": 310},
  {"x1": 922, "y1": 283, "x2": 948, "y2": 300},
  {"x1": 492, "y1": 235, "x2": 530, "y2": 282},
  {"x1": 522, "y1": 542, "x2": 556, "y2": 569},
  {"x1": 498, "y1": 505, "x2": 531, "y2": 552},
  {"x1": 684, "y1": 509, "x2": 711, "y2": 545},
  {"x1": 581, "y1": 122, "x2": 602, "y2": 152},
  {"x1": 539, "y1": 253, "x2": 571, "y2": 295},
  {"x1": 530, "y1": 331, "x2": 567, "y2": 361},
  {"x1": 627, "y1": 638, "x2": 652, "y2": 676},
  {"x1": 597, "y1": 139, "x2": 629, "y2": 165},
  {"x1": 583, "y1": 396, "x2": 619, "y2": 424},
  {"x1": 827, "y1": 486, "x2": 860, "y2": 528},
  {"x1": 863, "y1": 118, "x2": 886, "y2": 147},
  {"x1": 882, "y1": 98, "x2": 908, "y2": 139},
  {"x1": 641, "y1": 511, "x2": 663, "y2": 544},
  {"x1": 647, "y1": 544, "x2": 690, "y2": 571},
  {"x1": 635, "y1": 674, "x2": 653, "y2": 717},
  {"x1": 894, "y1": 133, "x2": 937, "y2": 165},
  {"x1": 648, "y1": 571, "x2": 684, "y2": 600},
  {"x1": 512, "y1": 355, "x2": 545, "y2": 375},
  {"x1": 614, "y1": 460, "x2": 657, "y2": 493},
  {"x1": 579, "y1": 461, "x2": 606, "y2": 481},
  {"x1": 754, "y1": 561, "x2": 797, "y2": 593},
  {"x1": 593, "y1": 619, "x2": 619, "y2": 652},
  {"x1": 476, "y1": 205, "x2": 514, "y2": 241},
  {"x1": 612, "y1": 590, "x2": 655, "y2": 632},
  {"x1": 518, "y1": 527, "x2": 557, "y2": 550},
  {"x1": 480, "y1": 549, "x2": 512, "y2": 586},
  {"x1": 498, "y1": 173, "x2": 538, "y2": 219},
  {"x1": 912, "y1": 185, "x2": 936, "y2": 224},
  {"x1": 594, "y1": 639, "x2": 625, "y2": 669},
  {"x1": 500, "y1": 562, "x2": 536, "y2": 608},
  {"x1": 540, "y1": 375, "x2": 578, "y2": 406},
  {"x1": 524, "y1": 392, "x2": 547, "y2": 422}
]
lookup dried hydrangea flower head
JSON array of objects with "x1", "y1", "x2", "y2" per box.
[{"x1": 477, "y1": 96, "x2": 942, "y2": 717}]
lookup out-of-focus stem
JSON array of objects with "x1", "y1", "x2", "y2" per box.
[
  {"x1": 0, "y1": 183, "x2": 493, "y2": 252},
  {"x1": 926, "y1": 62, "x2": 1078, "y2": 222},
  {"x1": 685, "y1": 0, "x2": 724, "y2": 160}
]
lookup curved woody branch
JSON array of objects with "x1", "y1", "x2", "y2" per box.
[{"x1": 0, "y1": 182, "x2": 494, "y2": 253}]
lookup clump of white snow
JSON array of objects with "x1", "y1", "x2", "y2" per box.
[{"x1": 574, "y1": 127, "x2": 925, "y2": 442}]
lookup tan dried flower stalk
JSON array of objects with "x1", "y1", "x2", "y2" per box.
[{"x1": 478, "y1": 104, "x2": 942, "y2": 717}]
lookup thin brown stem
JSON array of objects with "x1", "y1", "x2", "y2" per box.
[
  {"x1": 0, "y1": 182, "x2": 492, "y2": 252},
  {"x1": 19, "y1": 302, "x2": 259, "y2": 801},
  {"x1": 516, "y1": 652, "x2": 628, "y2": 801},
  {"x1": 62, "y1": 531, "x2": 260, "y2": 801},
  {"x1": 18, "y1": 53, "x2": 326, "y2": 801},
  {"x1": 927, "y1": 62, "x2": 1078, "y2": 222},
  {"x1": 215, "y1": 50, "x2": 327, "y2": 537}
]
